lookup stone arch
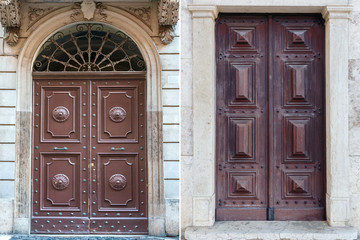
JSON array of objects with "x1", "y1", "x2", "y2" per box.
[{"x1": 14, "y1": 7, "x2": 164, "y2": 235}]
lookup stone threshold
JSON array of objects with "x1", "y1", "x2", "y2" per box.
[
  {"x1": 0, "y1": 235, "x2": 178, "y2": 240},
  {"x1": 185, "y1": 221, "x2": 358, "y2": 240}
]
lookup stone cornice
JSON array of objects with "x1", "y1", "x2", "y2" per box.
[
  {"x1": 322, "y1": 5, "x2": 353, "y2": 22},
  {"x1": 188, "y1": 5, "x2": 218, "y2": 19}
]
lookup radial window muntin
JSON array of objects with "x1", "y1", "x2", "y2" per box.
[{"x1": 33, "y1": 23, "x2": 146, "y2": 72}]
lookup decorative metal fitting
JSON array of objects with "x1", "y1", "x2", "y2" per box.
[
  {"x1": 52, "y1": 174, "x2": 69, "y2": 190},
  {"x1": 52, "y1": 106, "x2": 70, "y2": 122},
  {"x1": 109, "y1": 107, "x2": 127, "y2": 122},
  {"x1": 109, "y1": 174, "x2": 127, "y2": 191}
]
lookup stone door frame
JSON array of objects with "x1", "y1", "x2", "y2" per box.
[
  {"x1": 13, "y1": 8, "x2": 165, "y2": 235},
  {"x1": 185, "y1": 3, "x2": 352, "y2": 227}
]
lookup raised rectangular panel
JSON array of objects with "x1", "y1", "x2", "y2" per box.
[
  {"x1": 97, "y1": 154, "x2": 139, "y2": 211},
  {"x1": 292, "y1": 121, "x2": 306, "y2": 156},
  {"x1": 39, "y1": 153, "x2": 81, "y2": 211},
  {"x1": 285, "y1": 27, "x2": 312, "y2": 52},
  {"x1": 282, "y1": 170, "x2": 315, "y2": 199},
  {"x1": 98, "y1": 85, "x2": 138, "y2": 143},
  {"x1": 291, "y1": 65, "x2": 306, "y2": 100},
  {"x1": 284, "y1": 117, "x2": 312, "y2": 162},
  {"x1": 229, "y1": 27, "x2": 257, "y2": 52},
  {"x1": 229, "y1": 118, "x2": 255, "y2": 161},
  {"x1": 229, "y1": 62, "x2": 256, "y2": 106},
  {"x1": 40, "y1": 87, "x2": 81, "y2": 142},
  {"x1": 284, "y1": 62, "x2": 313, "y2": 107},
  {"x1": 235, "y1": 65, "x2": 252, "y2": 101},
  {"x1": 227, "y1": 171, "x2": 257, "y2": 198}
]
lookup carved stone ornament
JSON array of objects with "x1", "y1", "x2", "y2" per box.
[
  {"x1": 109, "y1": 174, "x2": 127, "y2": 191},
  {"x1": 158, "y1": 0, "x2": 179, "y2": 44},
  {"x1": 109, "y1": 106, "x2": 127, "y2": 123},
  {"x1": 52, "y1": 174, "x2": 70, "y2": 190},
  {"x1": 158, "y1": 0, "x2": 179, "y2": 26},
  {"x1": 52, "y1": 106, "x2": 70, "y2": 122},
  {"x1": 159, "y1": 25, "x2": 175, "y2": 45},
  {"x1": 4, "y1": 26, "x2": 18, "y2": 46},
  {"x1": 27, "y1": 6, "x2": 55, "y2": 30},
  {"x1": 71, "y1": 0, "x2": 107, "y2": 23},
  {"x1": 0, "y1": 0, "x2": 20, "y2": 46},
  {"x1": 120, "y1": 7, "x2": 151, "y2": 28}
]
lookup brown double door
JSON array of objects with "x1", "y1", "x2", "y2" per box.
[
  {"x1": 31, "y1": 73, "x2": 147, "y2": 234},
  {"x1": 216, "y1": 14, "x2": 325, "y2": 220}
]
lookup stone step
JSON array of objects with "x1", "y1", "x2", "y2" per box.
[
  {"x1": 185, "y1": 221, "x2": 358, "y2": 240},
  {"x1": 0, "y1": 236, "x2": 178, "y2": 240}
]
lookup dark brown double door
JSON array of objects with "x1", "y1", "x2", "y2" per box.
[
  {"x1": 216, "y1": 14, "x2": 325, "y2": 220},
  {"x1": 31, "y1": 73, "x2": 147, "y2": 234}
]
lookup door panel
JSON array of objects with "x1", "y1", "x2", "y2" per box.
[
  {"x1": 97, "y1": 85, "x2": 139, "y2": 143},
  {"x1": 40, "y1": 86, "x2": 81, "y2": 142},
  {"x1": 271, "y1": 15, "x2": 325, "y2": 220},
  {"x1": 216, "y1": 15, "x2": 268, "y2": 220},
  {"x1": 32, "y1": 74, "x2": 147, "y2": 234},
  {"x1": 216, "y1": 14, "x2": 325, "y2": 221}
]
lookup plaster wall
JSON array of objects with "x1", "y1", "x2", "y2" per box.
[{"x1": 0, "y1": 1, "x2": 179, "y2": 236}]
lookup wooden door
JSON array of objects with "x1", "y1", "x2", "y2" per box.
[
  {"x1": 216, "y1": 14, "x2": 325, "y2": 221},
  {"x1": 31, "y1": 73, "x2": 147, "y2": 234}
]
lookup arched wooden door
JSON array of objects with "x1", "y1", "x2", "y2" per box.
[
  {"x1": 31, "y1": 23, "x2": 148, "y2": 234},
  {"x1": 216, "y1": 14, "x2": 326, "y2": 221}
]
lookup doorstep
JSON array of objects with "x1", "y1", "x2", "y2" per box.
[
  {"x1": 185, "y1": 221, "x2": 358, "y2": 240},
  {"x1": 0, "y1": 236, "x2": 178, "y2": 240}
]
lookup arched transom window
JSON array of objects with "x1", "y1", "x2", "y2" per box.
[{"x1": 33, "y1": 23, "x2": 146, "y2": 72}]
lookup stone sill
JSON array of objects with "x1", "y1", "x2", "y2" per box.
[{"x1": 185, "y1": 221, "x2": 358, "y2": 240}]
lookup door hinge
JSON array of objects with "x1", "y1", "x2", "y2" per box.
[{"x1": 267, "y1": 207, "x2": 274, "y2": 221}]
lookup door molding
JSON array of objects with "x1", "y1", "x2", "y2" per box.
[
  {"x1": 185, "y1": 3, "x2": 352, "y2": 228},
  {"x1": 14, "y1": 8, "x2": 164, "y2": 235}
]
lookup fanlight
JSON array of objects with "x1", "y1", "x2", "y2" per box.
[{"x1": 33, "y1": 23, "x2": 146, "y2": 72}]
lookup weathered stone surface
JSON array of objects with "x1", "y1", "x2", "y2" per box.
[
  {"x1": 349, "y1": 11, "x2": 360, "y2": 60},
  {"x1": 185, "y1": 221, "x2": 358, "y2": 240},
  {"x1": 0, "y1": 199, "x2": 13, "y2": 233},
  {"x1": 349, "y1": 59, "x2": 360, "y2": 154},
  {"x1": 165, "y1": 199, "x2": 179, "y2": 236}
]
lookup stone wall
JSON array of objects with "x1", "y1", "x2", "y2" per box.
[
  {"x1": 157, "y1": 24, "x2": 180, "y2": 237},
  {"x1": 0, "y1": 24, "x2": 16, "y2": 234},
  {"x1": 349, "y1": 0, "x2": 360, "y2": 230}
]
